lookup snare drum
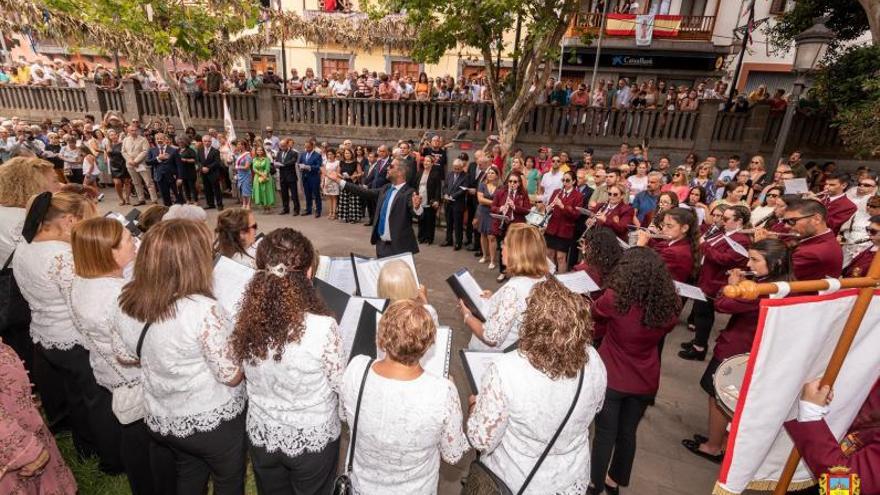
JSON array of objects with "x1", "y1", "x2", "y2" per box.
[
  {"x1": 526, "y1": 208, "x2": 551, "y2": 228},
  {"x1": 713, "y1": 353, "x2": 749, "y2": 417}
]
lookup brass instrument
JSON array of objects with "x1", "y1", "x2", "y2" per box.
[{"x1": 739, "y1": 228, "x2": 801, "y2": 238}]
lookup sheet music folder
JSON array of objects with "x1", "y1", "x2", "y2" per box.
[
  {"x1": 460, "y1": 349, "x2": 511, "y2": 394},
  {"x1": 446, "y1": 268, "x2": 487, "y2": 322}
]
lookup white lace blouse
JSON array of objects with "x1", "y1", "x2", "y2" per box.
[
  {"x1": 467, "y1": 348, "x2": 607, "y2": 495},
  {"x1": 12, "y1": 240, "x2": 85, "y2": 350},
  {"x1": 0, "y1": 205, "x2": 26, "y2": 263},
  {"x1": 244, "y1": 313, "x2": 345, "y2": 458},
  {"x1": 468, "y1": 276, "x2": 545, "y2": 351},
  {"x1": 71, "y1": 276, "x2": 140, "y2": 390},
  {"x1": 341, "y1": 355, "x2": 469, "y2": 495},
  {"x1": 111, "y1": 295, "x2": 245, "y2": 438}
]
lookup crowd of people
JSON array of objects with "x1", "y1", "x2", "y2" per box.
[{"x1": 1, "y1": 106, "x2": 879, "y2": 495}]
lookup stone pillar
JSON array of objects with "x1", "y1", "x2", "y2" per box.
[
  {"x1": 83, "y1": 81, "x2": 102, "y2": 116},
  {"x1": 257, "y1": 86, "x2": 278, "y2": 131},
  {"x1": 120, "y1": 79, "x2": 141, "y2": 123},
  {"x1": 692, "y1": 98, "x2": 722, "y2": 155},
  {"x1": 741, "y1": 100, "x2": 770, "y2": 155}
]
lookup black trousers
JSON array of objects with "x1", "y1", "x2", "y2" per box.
[
  {"x1": 418, "y1": 205, "x2": 438, "y2": 243},
  {"x1": 122, "y1": 419, "x2": 176, "y2": 495},
  {"x1": 465, "y1": 198, "x2": 477, "y2": 244},
  {"x1": 157, "y1": 176, "x2": 176, "y2": 206},
  {"x1": 150, "y1": 410, "x2": 246, "y2": 495},
  {"x1": 692, "y1": 298, "x2": 716, "y2": 349},
  {"x1": 202, "y1": 173, "x2": 223, "y2": 208},
  {"x1": 249, "y1": 437, "x2": 340, "y2": 495},
  {"x1": 69, "y1": 168, "x2": 84, "y2": 184},
  {"x1": 591, "y1": 388, "x2": 653, "y2": 489},
  {"x1": 180, "y1": 174, "x2": 198, "y2": 202},
  {"x1": 364, "y1": 195, "x2": 376, "y2": 224},
  {"x1": 445, "y1": 203, "x2": 464, "y2": 246},
  {"x1": 279, "y1": 173, "x2": 300, "y2": 213}
]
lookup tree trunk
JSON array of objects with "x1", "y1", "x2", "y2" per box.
[
  {"x1": 860, "y1": 0, "x2": 880, "y2": 43},
  {"x1": 153, "y1": 60, "x2": 192, "y2": 130}
]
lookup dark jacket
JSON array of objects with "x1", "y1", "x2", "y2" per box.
[
  {"x1": 343, "y1": 181, "x2": 422, "y2": 256},
  {"x1": 196, "y1": 146, "x2": 224, "y2": 177},
  {"x1": 146, "y1": 145, "x2": 179, "y2": 182},
  {"x1": 417, "y1": 166, "x2": 443, "y2": 204}
]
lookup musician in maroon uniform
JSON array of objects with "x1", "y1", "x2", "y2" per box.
[
  {"x1": 589, "y1": 184, "x2": 635, "y2": 240},
  {"x1": 490, "y1": 171, "x2": 531, "y2": 282},
  {"x1": 636, "y1": 207, "x2": 700, "y2": 283},
  {"x1": 542, "y1": 170, "x2": 583, "y2": 273},
  {"x1": 683, "y1": 239, "x2": 791, "y2": 463},
  {"x1": 778, "y1": 198, "x2": 843, "y2": 281},
  {"x1": 784, "y1": 378, "x2": 879, "y2": 494},
  {"x1": 820, "y1": 171, "x2": 857, "y2": 235},
  {"x1": 681, "y1": 205, "x2": 751, "y2": 361},
  {"x1": 843, "y1": 215, "x2": 880, "y2": 277},
  {"x1": 573, "y1": 227, "x2": 624, "y2": 301}
]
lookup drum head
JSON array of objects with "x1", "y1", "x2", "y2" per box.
[{"x1": 714, "y1": 353, "x2": 750, "y2": 418}]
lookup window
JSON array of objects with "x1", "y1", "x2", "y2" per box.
[
  {"x1": 251, "y1": 55, "x2": 277, "y2": 75},
  {"x1": 390, "y1": 60, "x2": 421, "y2": 80},
  {"x1": 462, "y1": 65, "x2": 511, "y2": 82},
  {"x1": 769, "y1": 0, "x2": 787, "y2": 15},
  {"x1": 321, "y1": 58, "x2": 350, "y2": 80}
]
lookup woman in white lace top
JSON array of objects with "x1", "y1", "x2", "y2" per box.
[
  {"x1": 467, "y1": 278, "x2": 607, "y2": 494},
  {"x1": 342, "y1": 300, "x2": 469, "y2": 494},
  {"x1": 230, "y1": 228, "x2": 345, "y2": 494},
  {"x1": 214, "y1": 207, "x2": 257, "y2": 268},
  {"x1": 459, "y1": 223, "x2": 549, "y2": 351},
  {"x1": 377, "y1": 259, "x2": 440, "y2": 325},
  {"x1": 70, "y1": 217, "x2": 162, "y2": 494},
  {"x1": 112, "y1": 219, "x2": 246, "y2": 495}
]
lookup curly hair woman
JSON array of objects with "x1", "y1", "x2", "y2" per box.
[
  {"x1": 229, "y1": 228, "x2": 342, "y2": 494},
  {"x1": 0, "y1": 157, "x2": 60, "y2": 261},
  {"x1": 214, "y1": 207, "x2": 257, "y2": 268},
  {"x1": 573, "y1": 226, "x2": 624, "y2": 296},
  {"x1": 589, "y1": 247, "x2": 680, "y2": 495},
  {"x1": 468, "y1": 278, "x2": 607, "y2": 493}
]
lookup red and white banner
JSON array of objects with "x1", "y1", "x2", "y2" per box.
[{"x1": 714, "y1": 289, "x2": 880, "y2": 494}]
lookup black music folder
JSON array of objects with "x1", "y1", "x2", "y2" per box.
[{"x1": 446, "y1": 268, "x2": 487, "y2": 322}]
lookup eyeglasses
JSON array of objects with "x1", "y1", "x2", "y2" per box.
[
  {"x1": 859, "y1": 182, "x2": 877, "y2": 188},
  {"x1": 782, "y1": 214, "x2": 814, "y2": 226},
  {"x1": 562, "y1": 178, "x2": 573, "y2": 183},
  {"x1": 867, "y1": 227, "x2": 879, "y2": 236},
  {"x1": 766, "y1": 193, "x2": 780, "y2": 198},
  {"x1": 507, "y1": 180, "x2": 519, "y2": 185},
  {"x1": 248, "y1": 223, "x2": 258, "y2": 231},
  {"x1": 608, "y1": 192, "x2": 621, "y2": 197},
  {"x1": 552, "y1": 159, "x2": 561, "y2": 162}
]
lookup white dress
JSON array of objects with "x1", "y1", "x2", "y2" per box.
[
  {"x1": 0, "y1": 205, "x2": 26, "y2": 263},
  {"x1": 71, "y1": 276, "x2": 140, "y2": 390},
  {"x1": 341, "y1": 355, "x2": 469, "y2": 495},
  {"x1": 323, "y1": 159, "x2": 340, "y2": 196},
  {"x1": 111, "y1": 295, "x2": 245, "y2": 437},
  {"x1": 467, "y1": 349, "x2": 607, "y2": 494},
  {"x1": 244, "y1": 313, "x2": 345, "y2": 457},
  {"x1": 12, "y1": 240, "x2": 84, "y2": 350},
  {"x1": 469, "y1": 276, "x2": 545, "y2": 351}
]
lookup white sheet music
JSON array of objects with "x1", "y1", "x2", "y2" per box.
[
  {"x1": 556, "y1": 271, "x2": 600, "y2": 293},
  {"x1": 674, "y1": 281, "x2": 707, "y2": 301},
  {"x1": 461, "y1": 350, "x2": 506, "y2": 392},
  {"x1": 375, "y1": 321, "x2": 453, "y2": 378},
  {"x1": 316, "y1": 256, "x2": 357, "y2": 295},
  {"x1": 213, "y1": 256, "x2": 257, "y2": 320},
  {"x1": 354, "y1": 252, "x2": 419, "y2": 298},
  {"x1": 724, "y1": 236, "x2": 750, "y2": 258},
  {"x1": 783, "y1": 178, "x2": 809, "y2": 194},
  {"x1": 105, "y1": 212, "x2": 127, "y2": 226},
  {"x1": 454, "y1": 269, "x2": 487, "y2": 317},
  {"x1": 339, "y1": 298, "x2": 365, "y2": 359}
]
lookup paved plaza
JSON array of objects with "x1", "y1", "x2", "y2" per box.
[{"x1": 101, "y1": 201, "x2": 725, "y2": 494}]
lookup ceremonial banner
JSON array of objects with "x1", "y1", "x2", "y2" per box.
[
  {"x1": 223, "y1": 96, "x2": 236, "y2": 142},
  {"x1": 604, "y1": 14, "x2": 681, "y2": 38},
  {"x1": 635, "y1": 14, "x2": 654, "y2": 46},
  {"x1": 714, "y1": 289, "x2": 880, "y2": 494}
]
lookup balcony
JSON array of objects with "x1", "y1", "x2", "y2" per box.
[{"x1": 567, "y1": 13, "x2": 716, "y2": 42}]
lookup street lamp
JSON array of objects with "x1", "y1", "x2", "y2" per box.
[{"x1": 769, "y1": 18, "x2": 834, "y2": 174}]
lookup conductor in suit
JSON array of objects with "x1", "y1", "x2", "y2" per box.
[
  {"x1": 441, "y1": 158, "x2": 469, "y2": 250},
  {"x1": 146, "y1": 132, "x2": 180, "y2": 206},
  {"x1": 275, "y1": 138, "x2": 300, "y2": 215},
  {"x1": 298, "y1": 140, "x2": 323, "y2": 217},
  {"x1": 327, "y1": 158, "x2": 424, "y2": 258},
  {"x1": 197, "y1": 135, "x2": 224, "y2": 210}
]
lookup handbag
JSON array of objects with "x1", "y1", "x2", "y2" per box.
[
  {"x1": 84, "y1": 320, "x2": 151, "y2": 425},
  {"x1": 332, "y1": 358, "x2": 374, "y2": 495},
  {"x1": 462, "y1": 370, "x2": 585, "y2": 495},
  {"x1": 0, "y1": 250, "x2": 32, "y2": 334}
]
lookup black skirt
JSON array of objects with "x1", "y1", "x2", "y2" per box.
[
  {"x1": 545, "y1": 233, "x2": 572, "y2": 251},
  {"x1": 700, "y1": 357, "x2": 722, "y2": 397}
]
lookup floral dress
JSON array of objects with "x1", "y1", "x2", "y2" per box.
[
  {"x1": 322, "y1": 159, "x2": 340, "y2": 196},
  {"x1": 251, "y1": 156, "x2": 275, "y2": 207}
]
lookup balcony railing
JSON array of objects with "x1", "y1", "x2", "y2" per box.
[{"x1": 567, "y1": 13, "x2": 715, "y2": 42}]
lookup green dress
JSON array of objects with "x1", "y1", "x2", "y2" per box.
[{"x1": 252, "y1": 156, "x2": 276, "y2": 207}]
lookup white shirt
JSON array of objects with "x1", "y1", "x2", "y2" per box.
[
  {"x1": 540, "y1": 170, "x2": 564, "y2": 204},
  {"x1": 467, "y1": 349, "x2": 607, "y2": 494},
  {"x1": 112, "y1": 295, "x2": 245, "y2": 437},
  {"x1": 12, "y1": 240, "x2": 84, "y2": 350},
  {"x1": 71, "y1": 276, "x2": 140, "y2": 389},
  {"x1": 342, "y1": 355, "x2": 469, "y2": 494},
  {"x1": 0, "y1": 205, "x2": 26, "y2": 263},
  {"x1": 626, "y1": 175, "x2": 648, "y2": 196},
  {"x1": 469, "y1": 276, "x2": 545, "y2": 351},
  {"x1": 244, "y1": 313, "x2": 345, "y2": 458}
]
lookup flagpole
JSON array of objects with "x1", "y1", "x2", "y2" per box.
[
  {"x1": 726, "y1": 0, "x2": 754, "y2": 109},
  {"x1": 589, "y1": 0, "x2": 611, "y2": 93}
]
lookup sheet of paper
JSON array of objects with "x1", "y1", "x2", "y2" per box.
[
  {"x1": 617, "y1": 236, "x2": 631, "y2": 249},
  {"x1": 354, "y1": 252, "x2": 419, "y2": 298},
  {"x1": 104, "y1": 212, "x2": 127, "y2": 226},
  {"x1": 674, "y1": 281, "x2": 707, "y2": 301},
  {"x1": 375, "y1": 320, "x2": 452, "y2": 378},
  {"x1": 556, "y1": 270, "x2": 600, "y2": 294},
  {"x1": 317, "y1": 256, "x2": 357, "y2": 295},
  {"x1": 213, "y1": 256, "x2": 256, "y2": 319},
  {"x1": 455, "y1": 269, "x2": 487, "y2": 317},
  {"x1": 338, "y1": 298, "x2": 366, "y2": 358},
  {"x1": 783, "y1": 178, "x2": 808, "y2": 194},
  {"x1": 461, "y1": 350, "x2": 506, "y2": 393},
  {"x1": 724, "y1": 235, "x2": 750, "y2": 258}
]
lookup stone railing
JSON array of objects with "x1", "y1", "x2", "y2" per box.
[{"x1": 0, "y1": 80, "x2": 850, "y2": 160}]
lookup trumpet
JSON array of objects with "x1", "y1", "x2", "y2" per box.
[
  {"x1": 739, "y1": 228, "x2": 801, "y2": 238},
  {"x1": 840, "y1": 238, "x2": 872, "y2": 246}
]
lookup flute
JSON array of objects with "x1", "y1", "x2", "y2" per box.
[
  {"x1": 739, "y1": 228, "x2": 801, "y2": 238},
  {"x1": 629, "y1": 226, "x2": 673, "y2": 240},
  {"x1": 726, "y1": 269, "x2": 757, "y2": 277}
]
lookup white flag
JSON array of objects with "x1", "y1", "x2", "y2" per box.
[
  {"x1": 223, "y1": 96, "x2": 236, "y2": 143},
  {"x1": 635, "y1": 14, "x2": 654, "y2": 47}
]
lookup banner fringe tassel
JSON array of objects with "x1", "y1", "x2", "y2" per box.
[{"x1": 713, "y1": 479, "x2": 818, "y2": 495}]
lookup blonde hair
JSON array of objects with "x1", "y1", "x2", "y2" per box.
[
  {"x1": 503, "y1": 223, "x2": 548, "y2": 277},
  {"x1": 377, "y1": 299, "x2": 435, "y2": 366},
  {"x1": 118, "y1": 219, "x2": 214, "y2": 323},
  {"x1": 0, "y1": 157, "x2": 55, "y2": 207},
  {"x1": 377, "y1": 260, "x2": 419, "y2": 301},
  {"x1": 72, "y1": 217, "x2": 123, "y2": 278},
  {"x1": 26, "y1": 191, "x2": 98, "y2": 231}
]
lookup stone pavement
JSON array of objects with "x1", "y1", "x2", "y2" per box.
[{"x1": 101, "y1": 200, "x2": 726, "y2": 494}]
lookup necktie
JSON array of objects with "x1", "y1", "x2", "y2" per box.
[{"x1": 377, "y1": 186, "x2": 394, "y2": 237}]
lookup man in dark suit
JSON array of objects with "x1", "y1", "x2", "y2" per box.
[
  {"x1": 399, "y1": 141, "x2": 419, "y2": 190},
  {"x1": 275, "y1": 138, "x2": 300, "y2": 215},
  {"x1": 298, "y1": 140, "x2": 323, "y2": 217},
  {"x1": 146, "y1": 132, "x2": 180, "y2": 206},
  {"x1": 466, "y1": 152, "x2": 489, "y2": 254},
  {"x1": 360, "y1": 150, "x2": 380, "y2": 225},
  {"x1": 197, "y1": 134, "x2": 224, "y2": 210},
  {"x1": 441, "y1": 158, "x2": 469, "y2": 250},
  {"x1": 568, "y1": 167, "x2": 595, "y2": 269},
  {"x1": 362, "y1": 145, "x2": 392, "y2": 226},
  {"x1": 327, "y1": 158, "x2": 424, "y2": 258}
]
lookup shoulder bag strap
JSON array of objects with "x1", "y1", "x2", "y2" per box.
[
  {"x1": 345, "y1": 358, "x2": 375, "y2": 473},
  {"x1": 136, "y1": 322, "x2": 152, "y2": 359},
  {"x1": 517, "y1": 370, "x2": 585, "y2": 495}
]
